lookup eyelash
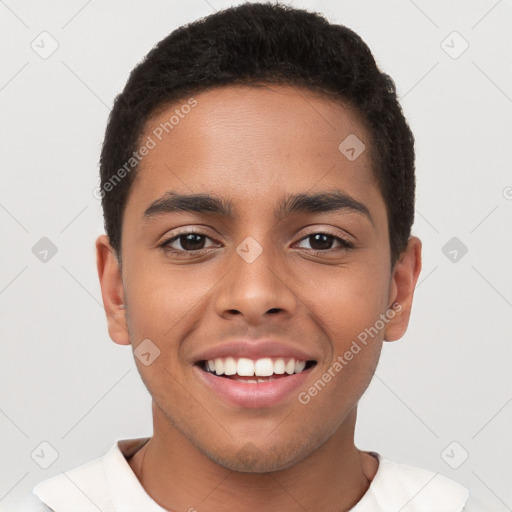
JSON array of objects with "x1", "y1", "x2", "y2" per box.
[{"x1": 158, "y1": 229, "x2": 355, "y2": 257}]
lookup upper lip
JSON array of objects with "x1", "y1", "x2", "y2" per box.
[{"x1": 190, "y1": 339, "x2": 319, "y2": 364}]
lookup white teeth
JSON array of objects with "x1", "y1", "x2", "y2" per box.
[
  {"x1": 274, "y1": 358, "x2": 285, "y2": 374},
  {"x1": 214, "y1": 358, "x2": 224, "y2": 375},
  {"x1": 232, "y1": 377, "x2": 277, "y2": 384},
  {"x1": 254, "y1": 358, "x2": 273, "y2": 377},
  {"x1": 295, "y1": 360, "x2": 306, "y2": 373},
  {"x1": 204, "y1": 357, "x2": 310, "y2": 377},
  {"x1": 285, "y1": 359, "x2": 295, "y2": 375},
  {"x1": 224, "y1": 357, "x2": 237, "y2": 375},
  {"x1": 237, "y1": 358, "x2": 254, "y2": 376}
]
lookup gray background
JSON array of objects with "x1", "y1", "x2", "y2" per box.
[{"x1": 1, "y1": 0, "x2": 511, "y2": 509}]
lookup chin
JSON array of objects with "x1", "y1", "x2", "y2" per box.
[{"x1": 202, "y1": 438, "x2": 313, "y2": 473}]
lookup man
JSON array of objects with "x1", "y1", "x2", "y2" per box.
[{"x1": 13, "y1": 2, "x2": 484, "y2": 510}]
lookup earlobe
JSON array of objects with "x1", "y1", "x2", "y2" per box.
[
  {"x1": 384, "y1": 236, "x2": 422, "y2": 342},
  {"x1": 95, "y1": 234, "x2": 130, "y2": 346}
]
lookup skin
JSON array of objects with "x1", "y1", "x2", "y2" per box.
[{"x1": 96, "y1": 84, "x2": 421, "y2": 512}]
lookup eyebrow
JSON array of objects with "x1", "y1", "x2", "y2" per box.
[{"x1": 142, "y1": 190, "x2": 372, "y2": 224}]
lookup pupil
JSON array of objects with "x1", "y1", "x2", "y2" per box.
[
  {"x1": 181, "y1": 234, "x2": 205, "y2": 251},
  {"x1": 310, "y1": 234, "x2": 332, "y2": 250}
]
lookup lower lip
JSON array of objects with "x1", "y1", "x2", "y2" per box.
[{"x1": 194, "y1": 366, "x2": 314, "y2": 408}]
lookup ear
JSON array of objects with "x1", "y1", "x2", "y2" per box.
[
  {"x1": 96, "y1": 234, "x2": 130, "y2": 345},
  {"x1": 383, "y1": 236, "x2": 422, "y2": 342}
]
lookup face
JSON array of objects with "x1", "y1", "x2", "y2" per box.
[{"x1": 97, "y1": 84, "x2": 421, "y2": 473}]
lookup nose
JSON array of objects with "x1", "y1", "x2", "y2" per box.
[{"x1": 214, "y1": 240, "x2": 297, "y2": 326}]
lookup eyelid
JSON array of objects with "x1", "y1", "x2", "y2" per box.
[
  {"x1": 156, "y1": 228, "x2": 221, "y2": 258},
  {"x1": 294, "y1": 232, "x2": 355, "y2": 251},
  {"x1": 294, "y1": 224, "x2": 356, "y2": 243},
  {"x1": 158, "y1": 225, "x2": 219, "y2": 244}
]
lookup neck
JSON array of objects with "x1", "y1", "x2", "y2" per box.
[{"x1": 129, "y1": 403, "x2": 377, "y2": 512}]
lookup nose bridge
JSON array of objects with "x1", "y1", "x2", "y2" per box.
[{"x1": 214, "y1": 234, "x2": 297, "y2": 323}]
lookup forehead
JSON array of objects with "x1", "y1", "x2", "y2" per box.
[{"x1": 127, "y1": 84, "x2": 380, "y2": 218}]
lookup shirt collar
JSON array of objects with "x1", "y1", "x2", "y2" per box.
[
  {"x1": 33, "y1": 437, "x2": 165, "y2": 512},
  {"x1": 33, "y1": 438, "x2": 468, "y2": 512}
]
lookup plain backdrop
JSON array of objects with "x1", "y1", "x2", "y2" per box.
[{"x1": 1, "y1": 0, "x2": 511, "y2": 510}]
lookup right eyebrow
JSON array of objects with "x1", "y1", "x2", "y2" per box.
[{"x1": 143, "y1": 192, "x2": 235, "y2": 222}]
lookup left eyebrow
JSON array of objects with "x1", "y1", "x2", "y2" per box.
[
  {"x1": 142, "y1": 190, "x2": 373, "y2": 225},
  {"x1": 275, "y1": 191, "x2": 373, "y2": 225}
]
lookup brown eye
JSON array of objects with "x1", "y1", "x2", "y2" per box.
[
  {"x1": 296, "y1": 232, "x2": 354, "y2": 252},
  {"x1": 307, "y1": 233, "x2": 335, "y2": 251},
  {"x1": 173, "y1": 233, "x2": 207, "y2": 251},
  {"x1": 159, "y1": 231, "x2": 219, "y2": 254}
]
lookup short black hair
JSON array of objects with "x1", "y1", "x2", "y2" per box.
[{"x1": 99, "y1": 1, "x2": 415, "y2": 267}]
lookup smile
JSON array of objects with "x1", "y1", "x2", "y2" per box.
[
  {"x1": 199, "y1": 357, "x2": 316, "y2": 382},
  {"x1": 194, "y1": 357, "x2": 317, "y2": 408}
]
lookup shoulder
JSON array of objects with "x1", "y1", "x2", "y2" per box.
[
  {"x1": 364, "y1": 454, "x2": 470, "y2": 511},
  {"x1": 30, "y1": 452, "x2": 111, "y2": 512},
  {"x1": 22, "y1": 438, "x2": 150, "y2": 512}
]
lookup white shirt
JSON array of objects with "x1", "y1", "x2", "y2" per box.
[{"x1": 7, "y1": 437, "x2": 486, "y2": 512}]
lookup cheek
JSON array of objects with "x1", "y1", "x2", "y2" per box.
[
  {"x1": 298, "y1": 271, "x2": 386, "y2": 414},
  {"x1": 297, "y1": 264, "x2": 388, "y2": 404},
  {"x1": 303, "y1": 263, "x2": 390, "y2": 343},
  {"x1": 125, "y1": 262, "x2": 214, "y2": 339}
]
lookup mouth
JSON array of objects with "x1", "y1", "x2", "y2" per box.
[
  {"x1": 193, "y1": 356, "x2": 318, "y2": 408},
  {"x1": 197, "y1": 357, "x2": 317, "y2": 383}
]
